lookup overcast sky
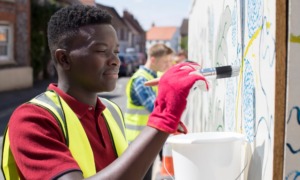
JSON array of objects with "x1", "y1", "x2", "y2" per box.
[{"x1": 95, "y1": 0, "x2": 193, "y2": 30}]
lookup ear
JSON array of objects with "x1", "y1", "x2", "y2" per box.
[
  {"x1": 55, "y1": 49, "x2": 71, "y2": 70},
  {"x1": 150, "y1": 56, "x2": 156, "y2": 63}
]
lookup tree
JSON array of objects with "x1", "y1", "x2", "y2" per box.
[
  {"x1": 31, "y1": 1, "x2": 59, "y2": 79},
  {"x1": 180, "y1": 36, "x2": 188, "y2": 51}
]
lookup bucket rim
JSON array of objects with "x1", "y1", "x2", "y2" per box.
[{"x1": 166, "y1": 132, "x2": 245, "y2": 144}]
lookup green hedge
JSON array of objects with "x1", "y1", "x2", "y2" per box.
[
  {"x1": 180, "y1": 36, "x2": 188, "y2": 51},
  {"x1": 30, "y1": 1, "x2": 59, "y2": 79}
]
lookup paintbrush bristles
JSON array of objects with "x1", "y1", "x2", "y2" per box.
[{"x1": 231, "y1": 65, "x2": 240, "y2": 77}]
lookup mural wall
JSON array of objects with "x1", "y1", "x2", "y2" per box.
[
  {"x1": 284, "y1": 0, "x2": 300, "y2": 179},
  {"x1": 185, "y1": 0, "x2": 276, "y2": 179}
]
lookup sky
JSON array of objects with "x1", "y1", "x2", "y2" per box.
[{"x1": 95, "y1": 0, "x2": 193, "y2": 30}]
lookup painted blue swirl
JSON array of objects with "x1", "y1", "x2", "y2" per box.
[
  {"x1": 285, "y1": 170, "x2": 300, "y2": 180},
  {"x1": 286, "y1": 107, "x2": 300, "y2": 154},
  {"x1": 231, "y1": 4, "x2": 237, "y2": 47},
  {"x1": 242, "y1": 59, "x2": 255, "y2": 142},
  {"x1": 225, "y1": 78, "x2": 236, "y2": 131},
  {"x1": 224, "y1": 78, "x2": 235, "y2": 131},
  {"x1": 287, "y1": 106, "x2": 300, "y2": 124},
  {"x1": 247, "y1": 0, "x2": 263, "y2": 38}
]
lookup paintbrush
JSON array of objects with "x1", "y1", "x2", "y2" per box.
[
  {"x1": 200, "y1": 65, "x2": 240, "y2": 79},
  {"x1": 144, "y1": 65, "x2": 240, "y2": 86}
]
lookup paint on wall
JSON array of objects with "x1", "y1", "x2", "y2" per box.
[
  {"x1": 284, "y1": 0, "x2": 300, "y2": 179},
  {"x1": 186, "y1": 0, "x2": 276, "y2": 179},
  {"x1": 290, "y1": 34, "x2": 300, "y2": 44}
]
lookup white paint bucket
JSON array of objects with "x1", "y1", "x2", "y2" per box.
[{"x1": 167, "y1": 132, "x2": 245, "y2": 180}]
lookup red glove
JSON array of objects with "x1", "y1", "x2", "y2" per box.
[{"x1": 147, "y1": 62, "x2": 209, "y2": 134}]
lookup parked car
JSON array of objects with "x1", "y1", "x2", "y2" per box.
[
  {"x1": 118, "y1": 53, "x2": 134, "y2": 77},
  {"x1": 127, "y1": 52, "x2": 146, "y2": 71},
  {"x1": 127, "y1": 54, "x2": 140, "y2": 72}
]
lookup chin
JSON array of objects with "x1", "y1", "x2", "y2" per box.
[
  {"x1": 100, "y1": 84, "x2": 116, "y2": 92},
  {"x1": 95, "y1": 79, "x2": 117, "y2": 92}
]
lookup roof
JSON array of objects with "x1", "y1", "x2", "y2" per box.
[
  {"x1": 180, "y1": 18, "x2": 189, "y2": 36},
  {"x1": 146, "y1": 26, "x2": 178, "y2": 41},
  {"x1": 96, "y1": 3, "x2": 127, "y2": 28},
  {"x1": 123, "y1": 10, "x2": 145, "y2": 33},
  {"x1": 124, "y1": 21, "x2": 139, "y2": 35},
  {"x1": 79, "y1": 0, "x2": 95, "y2": 6},
  {"x1": 57, "y1": 0, "x2": 95, "y2": 5}
]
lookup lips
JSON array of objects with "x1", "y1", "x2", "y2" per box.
[{"x1": 103, "y1": 69, "x2": 119, "y2": 76}]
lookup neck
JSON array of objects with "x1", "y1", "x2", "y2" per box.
[
  {"x1": 57, "y1": 81, "x2": 98, "y2": 107},
  {"x1": 144, "y1": 60, "x2": 156, "y2": 72}
]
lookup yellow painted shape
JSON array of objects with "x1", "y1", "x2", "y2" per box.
[
  {"x1": 290, "y1": 33, "x2": 300, "y2": 44},
  {"x1": 235, "y1": 25, "x2": 263, "y2": 133},
  {"x1": 266, "y1": 22, "x2": 271, "y2": 29}
]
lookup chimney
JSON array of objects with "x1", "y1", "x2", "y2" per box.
[{"x1": 79, "y1": 0, "x2": 96, "y2": 6}]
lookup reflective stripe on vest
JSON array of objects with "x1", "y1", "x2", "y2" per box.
[
  {"x1": 1, "y1": 128, "x2": 19, "y2": 180},
  {"x1": 1, "y1": 90, "x2": 128, "y2": 179},
  {"x1": 125, "y1": 69, "x2": 158, "y2": 143},
  {"x1": 99, "y1": 97, "x2": 128, "y2": 156}
]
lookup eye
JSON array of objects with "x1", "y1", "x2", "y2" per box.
[
  {"x1": 114, "y1": 50, "x2": 120, "y2": 54},
  {"x1": 96, "y1": 49, "x2": 107, "y2": 53}
]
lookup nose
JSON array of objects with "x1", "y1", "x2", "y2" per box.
[{"x1": 108, "y1": 53, "x2": 120, "y2": 67}]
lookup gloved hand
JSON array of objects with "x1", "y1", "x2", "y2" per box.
[{"x1": 146, "y1": 62, "x2": 209, "y2": 134}]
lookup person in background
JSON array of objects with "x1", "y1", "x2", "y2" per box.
[
  {"x1": 124, "y1": 44, "x2": 173, "y2": 179},
  {"x1": 174, "y1": 49, "x2": 188, "y2": 64},
  {"x1": 2, "y1": 4, "x2": 208, "y2": 180}
]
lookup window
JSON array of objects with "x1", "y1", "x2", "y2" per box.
[
  {"x1": 0, "y1": 23, "x2": 13, "y2": 62},
  {"x1": 0, "y1": 0, "x2": 15, "y2": 2},
  {"x1": 120, "y1": 28, "x2": 125, "y2": 41}
]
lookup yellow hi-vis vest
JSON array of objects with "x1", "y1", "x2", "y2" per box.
[
  {"x1": 1, "y1": 90, "x2": 128, "y2": 179},
  {"x1": 124, "y1": 69, "x2": 158, "y2": 143}
]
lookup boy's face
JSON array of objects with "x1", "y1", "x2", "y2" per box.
[
  {"x1": 154, "y1": 54, "x2": 173, "y2": 72},
  {"x1": 66, "y1": 24, "x2": 120, "y2": 93}
]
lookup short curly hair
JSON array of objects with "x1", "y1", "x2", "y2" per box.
[{"x1": 47, "y1": 4, "x2": 112, "y2": 58}]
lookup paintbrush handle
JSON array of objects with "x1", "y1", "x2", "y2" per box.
[{"x1": 200, "y1": 65, "x2": 240, "y2": 79}]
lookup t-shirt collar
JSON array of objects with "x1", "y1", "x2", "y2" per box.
[{"x1": 47, "y1": 83, "x2": 106, "y2": 119}]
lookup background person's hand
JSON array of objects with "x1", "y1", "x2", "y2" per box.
[{"x1": 146, "y1": 62, "x2": 209, "y2": 134}]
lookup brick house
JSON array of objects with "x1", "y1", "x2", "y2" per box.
[
  {"x1": 0, "y1": 0, "x2": 32, "y2": 92},
  {"x1": 0, "y1": 0, "x2": 144, "y2": 92},
  {"x1": 77, "y1": 0, "x2": 94, "y2": 6},
  {"x1": 146, "y1": 25, "x2": 181, "y2": 53},
  {"x1": 180, "y1": 18, "x2": 189, "y2": 38},
  {"x1": 122, "y1": 10, "x2": 146, "y2": 54}
]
